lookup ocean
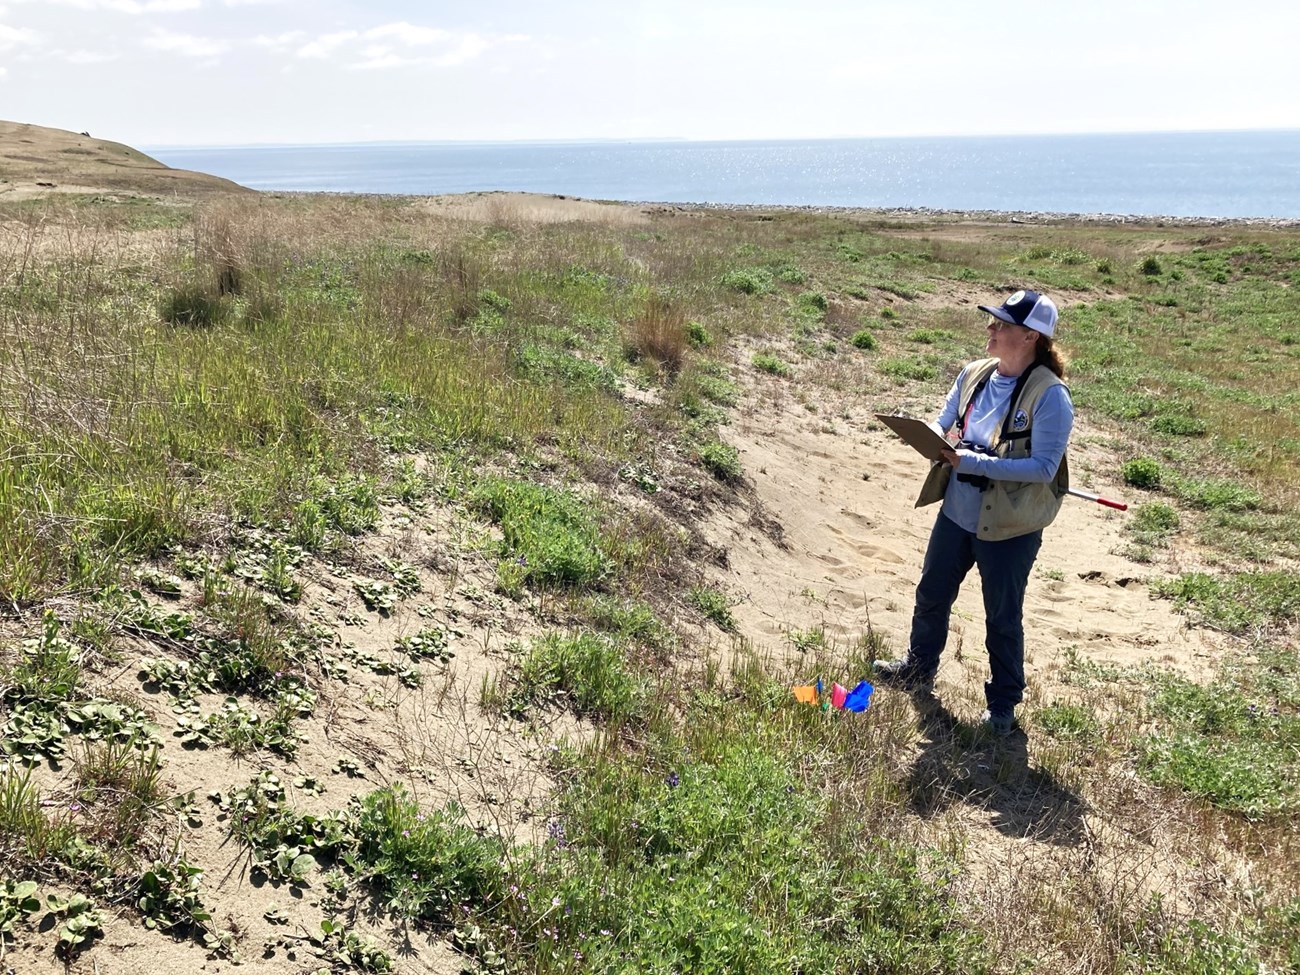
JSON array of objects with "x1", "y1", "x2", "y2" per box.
[{"x1": 146, "y1": 130, "x2": 1300, "y2": 220}]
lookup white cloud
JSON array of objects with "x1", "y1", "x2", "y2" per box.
[
  {"x1": 142, "y1": 28, "x2": 229, "y2": 57},
  {"x1": 0, "y1": 22, "x2": 38, "y2": 48},
  {"x1": 288, "y1": 21, "x2": 522, "y2": 71},
  {"x1": 0, "y1": 65, "x2": 7, "y2": 78},
  {"x1": 19, "y1": 0, "x2": 200, "y2": 10},
  {"x1": 362, "y1": 22, "x2": 449, "y2": 46},
  {"x1": 352, "y1": 54, "x2": 409, "y2": 71},
  {"x1": 61, "y1": 48, "x2": 120, "y2": 63},
  {"x1": 429, "y1": 34, "x2": 490, "y2": 68},
  {"x1": 253, "y1": 29, "x2": 304, "y2": 49},
  {"x1": 297, "y1": 30, "x2": 358, "y2": 59},
  {"x1": 110, "y1": 0, "x2": 201, "y2": 10}
]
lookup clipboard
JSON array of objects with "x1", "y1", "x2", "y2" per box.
[{"x1": 875, "y1": 413, "x2": 952, "y2": 462}]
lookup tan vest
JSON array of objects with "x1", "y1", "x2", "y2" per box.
[{"x1": 915, "y1": 358, "x2": 1070, "y2": 541}]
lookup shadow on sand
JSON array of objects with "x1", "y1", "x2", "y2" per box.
[{"x1": 902, "y1": 693, "x2": 1087, "y2": 847}]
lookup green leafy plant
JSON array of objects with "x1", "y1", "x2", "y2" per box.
[
  {"x1": 1035, "y1": 702, "x2": 1101, "y2": 741},
  {"x1": 316, "y1": 919, "x2": 394, "y2": 972},
  {"x1": 138, "y1": 858, "x2": 214, "y2": 935},
  {"x1": 684, "y1": 320, "x2": 711, "y2": 347},
  {"x1": 1121, "y1": 458, "x2": 1164, "y2": 489},
  {"x1": 3, "y1": 611, "x2": 82, "y2": 705},
  {"x1": 398, "y1": 626, "x2": 454, "y2": 662},
  {"x1": 47, "y1": 892, "x2": 103, "y2": 958},
  {"x1": 0, "y1": 879, "x2": 41, "y2": 957},
  {"x1": 851, "y1": 329, "x2": 878, "y2": 351},
  {"x1": 472, "y1": 478, "x2": 610, "y2": 591},
  {"x1": 697, "y1": 441, "x2": 742, "y2": 482},
  {"x1": 688, "y1": 585, "x2": 736, "y2": 632},
  {"x1": 353, "y1": 578, "x2": 397, "y2": 614},
  {"x1": 721, "y1": 267, "x2": 774, "y2": 295},
  {"x1": 351, "y1": 786, "x2": 504, "y2": 923},
  {"x1": 751, "y1": 352, "x2": 791, "y2": 377}
]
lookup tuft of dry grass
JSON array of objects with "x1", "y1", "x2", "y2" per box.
[{"x1": 627, "y1": 295, "x2": 689, "y2": 375}]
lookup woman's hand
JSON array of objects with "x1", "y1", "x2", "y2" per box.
[{"x1": 939, "y1": 447, "x2": 959, "y2": 468}]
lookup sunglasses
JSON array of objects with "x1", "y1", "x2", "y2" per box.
[{"x1": 987, "y1": 318, "x2": 1028, "y2": 332}]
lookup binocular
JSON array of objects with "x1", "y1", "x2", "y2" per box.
[{"x1": 953, "y1": 440, "x2": 992, "y2": 491}]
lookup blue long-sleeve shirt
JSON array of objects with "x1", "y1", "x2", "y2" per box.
[{"x1": 932, "y1": 363, "x2": 1074, "y2": 533}]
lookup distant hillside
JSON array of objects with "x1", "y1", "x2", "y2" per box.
[{"x1": 0, "y1": 119, "x2": 251, "y2": 200}]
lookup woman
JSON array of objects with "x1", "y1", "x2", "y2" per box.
[{"x1": 874, "y1": 289, "x2": 1073, "y2": 735}]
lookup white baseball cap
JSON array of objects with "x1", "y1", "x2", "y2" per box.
[{"x1": 978, "y1": 289, "x2": 1058, "y2": 338}]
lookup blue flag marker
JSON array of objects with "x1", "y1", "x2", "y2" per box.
[{"x1": 842, "y1": 680, "x2": 874, "y2": 713}]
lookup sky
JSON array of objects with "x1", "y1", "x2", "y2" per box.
[{"x1": 1, "y1": 0, "x2": 1298, "y2": 148}]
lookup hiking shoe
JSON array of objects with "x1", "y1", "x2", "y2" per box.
[
  {"x1": 871, "y1": 659, "x2": 934, "y2": 694},
  {"x1": 980, "y1": 708, "x2": 1017, "y2": 736}
]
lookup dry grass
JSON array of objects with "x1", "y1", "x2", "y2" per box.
[{"x1": 627, "y1": 295, "x2": 689, "y2": 374}]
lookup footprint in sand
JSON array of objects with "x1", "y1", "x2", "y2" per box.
[{"x1": 838, "y1": 509, "x2": 877, "y2": 530}]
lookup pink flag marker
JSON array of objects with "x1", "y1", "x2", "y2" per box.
[{"x1": 831, "y1": 682, "x2": 848, "y2": 709}]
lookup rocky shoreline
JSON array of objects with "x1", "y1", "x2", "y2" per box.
[{"x1": 637, "y1": 198, "x2": 1300, "y2": 228}]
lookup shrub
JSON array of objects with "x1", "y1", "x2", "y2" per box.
[
  {"x1": 751, "y1": 352, "x2": 791, "y2": 377},
  {"x1": 1151, "y1": 404, "x2": 1208, "y2": 437},
  {"x1": 796, "y1": 290, "x2": 828, "y2": 315},
  {"x1": 697, "y1": 374, "x2": 738, "y2": 406},
  {"x1": 684, "y1": 320, "x2": 711, "y2": 348},
  {"x1": 1121, "y1": 458, "x2": 1163, "y2": 490},
  {"x1": 1139, "y1": 255, "x2": 1164, "y2": 276},
  {"x1": 907, "y1": 328, "x2": 951, "y2": 345},
  {"x1": 721, "y1": 267, "x2": 774, "y2": 295},
  {"x1": 688, "y1": 586, "x2": 736, "y2": 632},
  {"x1": 1151, "y1": 415, "x2": 1206, "y2": 437},
  {"x1": 851, "y1": 330, "x2": 878, "y2": 351},
  {"x1": 1052, "y1": 248, "x2": 1091, "y2": 266},
  {"x1": 353, "y1": 787, "x2": 504, "y2": 921},
  {"x1": 1131, "y1": 501, "x2": 1181, "y2": 538},
  {"x1": 1036, "y1": 702, "x2": 1101, "y2": 740},
  {"x1": 698, "y1": 441, "x2": 742, "y2": 482},
  {"x1": 1154, "y1": 570, "x2": 1300, "y2": 632}
]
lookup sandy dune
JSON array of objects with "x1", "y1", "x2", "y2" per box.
[{"x1": 704, "y1": 361, "x2": 1223, "y2": 705}]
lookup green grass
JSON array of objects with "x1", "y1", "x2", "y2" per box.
[
  {"x1": 1153, "y1": 571, "x2": 1300, "y2": 632},
  {"x1": 880, "y1": 354, "x2": 940, "y2": 383},
  {"x1": 470, "y1": 478, "x2": 611, "y2": 592},
  {"x1": 1035, "y1": 702, "x2": 1102, "y2": 741},
  {"x1": 751, "y1": 351, "x2": 792, "y2": 377},
  {"x1": 510, "y1": 632, "x2": 648, "y2": 721},
  {"x1": 4, "y1": 195, "x2": 1300, "y2": 973},
  {"x1": 505, "y1": 691, "x2": 990, "y2": 974}
]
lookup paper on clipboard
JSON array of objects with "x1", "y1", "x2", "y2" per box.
[{"x1": 875, "y1": 414, "x2": 952, "y2": 462}]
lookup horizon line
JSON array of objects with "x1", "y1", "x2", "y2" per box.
[{"x1": 141, "y1": 125, "x2": 1300, "y2": 152}]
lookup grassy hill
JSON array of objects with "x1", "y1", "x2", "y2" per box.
[
  {"x1": 0, "y1": 120, "x2": 250, "y2": 199},
  {"x1": 0, "y1": 140, "x2": 1297, "y2": 974}
]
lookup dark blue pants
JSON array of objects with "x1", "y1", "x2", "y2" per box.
[{"x1": 907, "y1": 512, "x2": 1042, "y2": 712}]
